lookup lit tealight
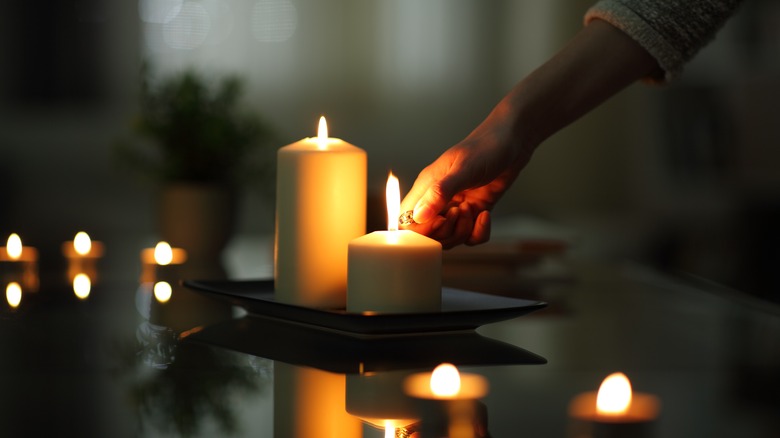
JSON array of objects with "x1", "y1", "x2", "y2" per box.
[
  {"x1": 139, "y1": 241, "x2": 186, "y2": 284},
  {"x1": 2, "y1": 234, "x2": 39, "y2": 292},
  {"x1": 154, "y1": 281, "x2": 173, "y2": 303},
  {"x1": 568, "y1": 372, "x2": 661, "y2": 437},
  {"x1": 142, "y1": 241, "x2": 186, "y2": 266},
  {"x1": 73, "y1": 273, "x2": 91, "y2": 300},
  {"x1": 597, "y1": 372, "x2": 632, "y2": 416},
  {"x1": 154, "y1": 242, "x2": 174, "y2": 266},
  {"x1": 404, "y1": 363, "x2": 488, "y2": 400},
  {"x1": 73, "y1": 232, "x2": 92, "y2": 256},
  {"x1": 6, "y1": 234, "x2": 22, "y2": 260},
  {"x1": 6, "y1": 282, "x2": 22, "y2": 308},
  {"x1": 63, "y1": 231, "x2": 104, "y2": 259},
  {"x1": 430, "y1": 363, "x2": 461, "y2": 397}
]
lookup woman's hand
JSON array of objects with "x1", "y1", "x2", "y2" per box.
[{"x1": 400, "y1": 105, "x2": 531, "y2": 249}]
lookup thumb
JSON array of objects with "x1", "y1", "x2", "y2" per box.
[{"x1": 412, "y1": 167, "x2": 472, "y2": 224}]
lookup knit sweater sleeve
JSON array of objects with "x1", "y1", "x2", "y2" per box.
[{"x1": 584, "y1": 0, "x2": 743, "y2": 82}]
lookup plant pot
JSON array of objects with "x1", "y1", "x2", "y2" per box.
[{"x1": 157, "y1": 182, "x2": 237, "y2": 266}]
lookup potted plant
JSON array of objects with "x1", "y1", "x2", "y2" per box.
[{"x1": 117, "y1": 68, "x2": 275, "y2": 263}]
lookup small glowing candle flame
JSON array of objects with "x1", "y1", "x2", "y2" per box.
[
  {"x1": 73, "y1": 273, "x2": 91, "y2": 299},
  {"x1": 430, "y1": 363, "x2": 461, "y2": 397},
  {"x1": 596, "y1": 372, "x2": 632, "y2": 416},
  {"x1": 7, "y1": 233, "x2": 22, "y2": 260},
  {"x1": 73, "y1": 232, "x2": 92, "y2": 256},
  {"x1": 317, "y1": 116, "x2": 328, "y2": 150},
  {"x1": 6, "y1": 282, "x2": 22, "y2": 308},
  {"x1": 154, "y1": 241, "x2": 173, "y2": 266},
  {"x1": 154, "y1": 281, "x2": 173, "y2": 303},
  {"x1": 386, "y1": 172, "x2": 401, "y2": 232}
]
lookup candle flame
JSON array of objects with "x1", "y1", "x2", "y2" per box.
[
  {"x1": 7, "y1": 233, "x2": 22, "y2": 260},
  {"x1": 430, "y1": 363, "x2": 461, "y2": 397},
  {"x1": 317, "y1": 116, "x2": 328, "y2": 150},
  {"x1": 384, "y1": 421, "x2": 394, "y2": 438},
  {"x1": 73, "y1": 232, "x2": 92, "y2": 256},
  {"x1": 6, "y1": 282, "x2": 22, "y2": 308},
  {"x1": 386, "y1": 172, "x2": 401, "y2": 232},
  {"x1": 154, "y1": 241, "x2": 173, "y2": 265},
  {"x1": 596, "y1": 372, "x2": 632, "y2": 415},
  {"x1": 154, "y1": 281, "x2": 173, "y2": 303},
  {"x1": 73, "y1": 273, "x2": 91, "y2": 299}
]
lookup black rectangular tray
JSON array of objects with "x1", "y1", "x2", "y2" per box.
[{"x1": 183, "y1": 279, "x2": 546, "y2": 337}]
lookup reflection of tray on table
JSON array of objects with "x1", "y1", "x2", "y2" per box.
[
  {"x1": 183, "y1": 279, "x2": 546, "y2": 337},
  {"x1": 185, "y1": 314, "x2": 546, "y2": 374}
]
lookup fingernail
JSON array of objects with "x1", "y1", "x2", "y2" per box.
[
  {"x1": 446, "y1": 206, "x2": 459, "y2": 219},
  {"x1": 479, "y1": 211, "x2": 490, "y2": 226},
  {"x1": 413, "y1": 202, "x2": 434, "y2": 223}
]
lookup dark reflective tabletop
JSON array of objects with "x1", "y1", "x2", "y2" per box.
[{"x1": 2, "y1": 242, "x2": 779, "y2": 437}]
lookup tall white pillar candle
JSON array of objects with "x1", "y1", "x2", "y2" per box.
[
  {"x1": 347, "y1": 173, "x2": 441, "y2": 313},
  {"x1": 275, "y1": 117, "x2": 367, "y2": 308}
]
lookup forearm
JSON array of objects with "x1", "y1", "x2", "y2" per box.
[{"x1": 501, "y1": 19, "x2": 658, "y2": 155}]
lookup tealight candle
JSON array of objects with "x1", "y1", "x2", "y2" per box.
[
  {"x1": 62, "y1": 231, "x2": 104, "y2": 260},
  {"x1": 1, "y1": 233, "x2": 38, "y2": 263},
  {"x1": 0, "y1": 233, "x2": 39, "y2": 293},
  {"x1": 347, "y1": 173, "x2": 441, "y2": 313},
  {"x1": 404, "y1": 363, "x2": 488, "y2": 401},
  {"x1": 275, "y1": 116, "x2": 367, "y2": 309},
  {"x1": 568, "y1": 372, "x2": 661, "y2": 438},
  {"x1": 62, "y1": 231, "x2": 104, "y2": 287},
  {"x1": 403, "y1": 363, "x2": 489, "y2": 438},
  {"x1": 140, "y1": 241, "x2": 188, "y2": 284}
]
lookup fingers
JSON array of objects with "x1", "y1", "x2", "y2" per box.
[
  {"x1": 413, "y1": 167, "x2": 474, "y2": 224},
  {"x1": 401, "y1": 206, "x2": 491, "y2": 249},
  {"x1": 466, "y1": 210, "x2": 491, "y2": 246},
  {"x1": 400, "y1": 169, "x2": 435, "y2": 216},
  {"x1": 401, "y1": 147, "x2": 475, "y2": 225},
  {"x1": 401, "y1": 214, "x2": 447, "y2": 236},
  {"x1": 438, "y1": 205, "x2": 473, "y2": 249}
]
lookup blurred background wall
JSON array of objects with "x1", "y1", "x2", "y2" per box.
[{"x1": 1, "y1": 0, "x2": 779, "y2": 299}]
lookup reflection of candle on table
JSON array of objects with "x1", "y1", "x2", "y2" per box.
[
  {"x1": 345, "y1": 370, "x2": 419, "y2": 437},
  {"x1": 140, "y1": 241, "x2": 188, "y2": 284},
  {"x1": 6, "y1": 282, "x2": 22, "y2": 309},
  {"x1": 274, "y1": 362, "x2": 362, "y2": 438},
  {"x1": 1, "y1": 233, "x2": 39, "y2": 293},
  {"x1": 73, "y1": 273, "x2": 91, "y2": 300},
  {"x1": 275, "y1": 116, "x2": 367, "y2": 308},
  {"x1": 153, "y1": 281, "x2": 173, "y2": 303},
  {"x1": 568, "y1": 372, "x2": 661, "y2": 438},
  {"x1": 347, "y1": 173, "x2": 441, "y2": 313}
]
